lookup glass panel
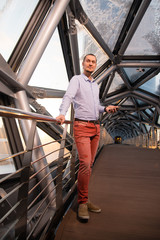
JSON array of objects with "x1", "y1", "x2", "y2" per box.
[
  {"x1": 29, "y1": 28, "x2": 71, "y2": 122},
  {"x1": 145, "y1": 108, "x2": 153, "y2": 118},
  {"x1": 108, "y1": 72, "x2": 125, "y2": 94},
  {"x1": 36, "y1": 98, "x2": 71, "y2": 123},
  {"x1": 15, "y1": 119, "x2": 26, "y2": 149},
  {"x1": 79, "y1": 0, "x2": 133, "y2": 51},
  {"x1": 37, "y1": 128, "x2": 70, "y2": 164},
  {"x1": 131, "y1": 112, "x2": 138, "y2": 117},
  {"x1": 76, "y1": 20, "x2": 108, "y2": 72},
  {"x1": 0, "y1": 0, "x2": 39, "y2": 61},
  {"x1": 125, "y1": 0, "x2": 160, "y2": 55},
  {"x1": 124, "y1": 67, "x2": 150, "y2": 83},
  {"x1": 145, "y1": 124, "x2": 150, "y2": 131},
  {"x1": 121, "y1": 97, "x2": 134, "y2": 106},
  {"x1": 29, "y1": 28, "x2": 69, "y2": 91},
  {"x1": 136, "y1": 99, "x2": 148, "y2": 106},
  {"x1": 139, "y1": 72, "x2": 160, "y2": 96},
  {"x1": 0, "y1": 118, "x2": 16, "y2": 174}
]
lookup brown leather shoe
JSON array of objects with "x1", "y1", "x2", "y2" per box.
[
  {"x1": 78, "y1": 203, "x2": 90, "y2": 220},
  {"x1": 87, "y1": 201, "x2": 101, "y2": 213}
]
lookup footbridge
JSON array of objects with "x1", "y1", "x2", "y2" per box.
[{"x1": 0, "y1": 0, "x2": 160, "y2": 239}]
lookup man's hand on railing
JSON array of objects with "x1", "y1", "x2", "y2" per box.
[
  {"x1": 105, "y1": 105, "x2": 119, "y2": 113},
  {"x1": 56, "y1": 114, "x2": 65, "y2": 125}
]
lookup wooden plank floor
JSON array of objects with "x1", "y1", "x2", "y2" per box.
[{"x1": 55, "y1": 144, "x2": 160, "y2": 240}]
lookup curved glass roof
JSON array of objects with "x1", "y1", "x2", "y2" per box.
[
  {"x1": 125, "y1": 0, "x2": 160, "y2": 55},
  {"x1": 79, "y1": 0, "x2": 134, "y2": 51},
  {"x1": 0, "y1": 0, "x2": 160, "y2": 141}
]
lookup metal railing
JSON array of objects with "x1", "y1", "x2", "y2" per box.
[
  {"x1": 0, "y1": 106, "x2": 79, "y2": 240},
  {"x1": 123, "y1": 129, "x2": 160, "y2": 149}
]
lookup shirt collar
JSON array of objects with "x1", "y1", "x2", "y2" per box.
[{"x1": 82, "y1": 73, "x2": 95, "y2": 82}]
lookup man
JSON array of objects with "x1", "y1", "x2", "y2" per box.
[{"x1": 56, "y1": 54, "x2": 118, "y2": 220}]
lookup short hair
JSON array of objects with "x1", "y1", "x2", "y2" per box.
[{"x1": 83, "y1": 53, "x2": 97, "y2": 63}]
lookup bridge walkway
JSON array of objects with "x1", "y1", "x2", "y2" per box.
[{"x1": 55, "y1": 144, "x2": 160, "y2": 240}]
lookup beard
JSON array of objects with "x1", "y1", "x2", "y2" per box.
[{"x1": 86, "y1": 69, "x2": 94, "y2": 73}]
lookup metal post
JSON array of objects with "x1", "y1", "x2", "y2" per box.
[
  {"x1": 14, "y1": 0, "x2": 71, "y2": 206},
  {"x1": 15, "y1": 120, "x2": 36, "y2": 239},
  {"x1": 15, "y1": 91, "x2": 56, "y2": 206},
  {"x1": 56, "y1": 123, "x2": 68, "y2": 209},
  {"x1": 154, "y1": 128, "x2": 158, "y2": 149},
  {"x1": 70, "y1": 141, "x2": 76, "y2": 187}
]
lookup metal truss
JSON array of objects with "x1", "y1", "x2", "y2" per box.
[
  {"x1": 68, "y1": 0, "x2": 160, "y2": 141},
  {"x1": 3, "y1": 0, "x2": 160, "y2": 142}
]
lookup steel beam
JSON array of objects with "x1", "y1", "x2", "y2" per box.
[
  {"x1": 96, "y1": 65, "x2": 117, "y2": 84},
  {"x1": 84, "y1": 19, "x2": 114, "y2": 61},
  {"x1": 67, "y1": 6, "x2": 80, "y2": 75},
  {"x1": 17, "y1": 0, "x2": 71, "y2": 86},
  {"x1": 15, "y1": 0, "x2": 71, "y2": 206},
  {"x1": 69, "y1": 0, "x2": 114, "y2": 60},
  {"x1": 117, "y1": 62, "x2": 160, "y2": 68},
  {"x1": 103, "y1": 90, "x2": 131, "y2": 105},
  {"x1": 132, "y1": 90, "x2": 159, "y2": 105},
  {"x1": 118, "y1": 0, "x2": 151, "y2": 55},
  {"x1": 132, "y1": 68, "x2": 160, "y2": 89},
  {"x1": 117, "y1": 68, "x2": 132, "y2": 90}
]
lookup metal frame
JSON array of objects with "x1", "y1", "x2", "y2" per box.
[
  {"x1": 0, "y1": 106, "x2": 74, "y2": 240},
  {"x1": 5, "y1": 0, "x2": 160, "y2": 143},
  {"x1": 67, "y1": 0, "x2": 160, "y2": 140},
  {"x1": 1, "y1": 0, "x2": 160, "y2": 239}
]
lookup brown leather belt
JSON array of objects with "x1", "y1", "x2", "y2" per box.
[{"x1": 74, "y1": 118, "x2": 100, "y2": 124}]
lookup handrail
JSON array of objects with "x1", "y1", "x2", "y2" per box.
[
  {"x1": 0, "y1": 104, "x2": 76, "y2": 240},
  {"x1": 0, "y1": 105, "x2": 72, "y2": 124}
]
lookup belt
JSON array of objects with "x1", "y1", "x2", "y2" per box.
[{"x1": 74, "y1": 118, "x2": 100, "y2": 124}]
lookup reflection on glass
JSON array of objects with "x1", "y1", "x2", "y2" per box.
[
  {"x1": 79, "y1": 0, "x2": 133, "y2": 51},
  {"x1": 125, "y1": 0, "x2": 160, "y2": 55},
  {"x1": 76, "y1": 20, "x2": 108, "y2": 72},
  {"x1": 0, "y1": 118, "x2": 16, "y2": 174},
  {"x1": 0, "y1": 0, "x2": 39, "y2": 61},
  {"x1": 124, "y1": 67, "x2": 150, "y2": 83},
  {"x1": 139, "y1": 72, "x2": 160, "y2": 96}
]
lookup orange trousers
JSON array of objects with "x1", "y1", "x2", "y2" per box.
[{"x1": 73, "y1": 121, "x2": 100, "y2": 204}]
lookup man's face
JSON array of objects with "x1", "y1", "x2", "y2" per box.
[{"x1": 82, "y1": 55, "x2": 97, "y2": 74}]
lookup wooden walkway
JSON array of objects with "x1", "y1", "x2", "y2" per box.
[{"x1": 55, "y1": 144, "x2": 160, "y2": 240}]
